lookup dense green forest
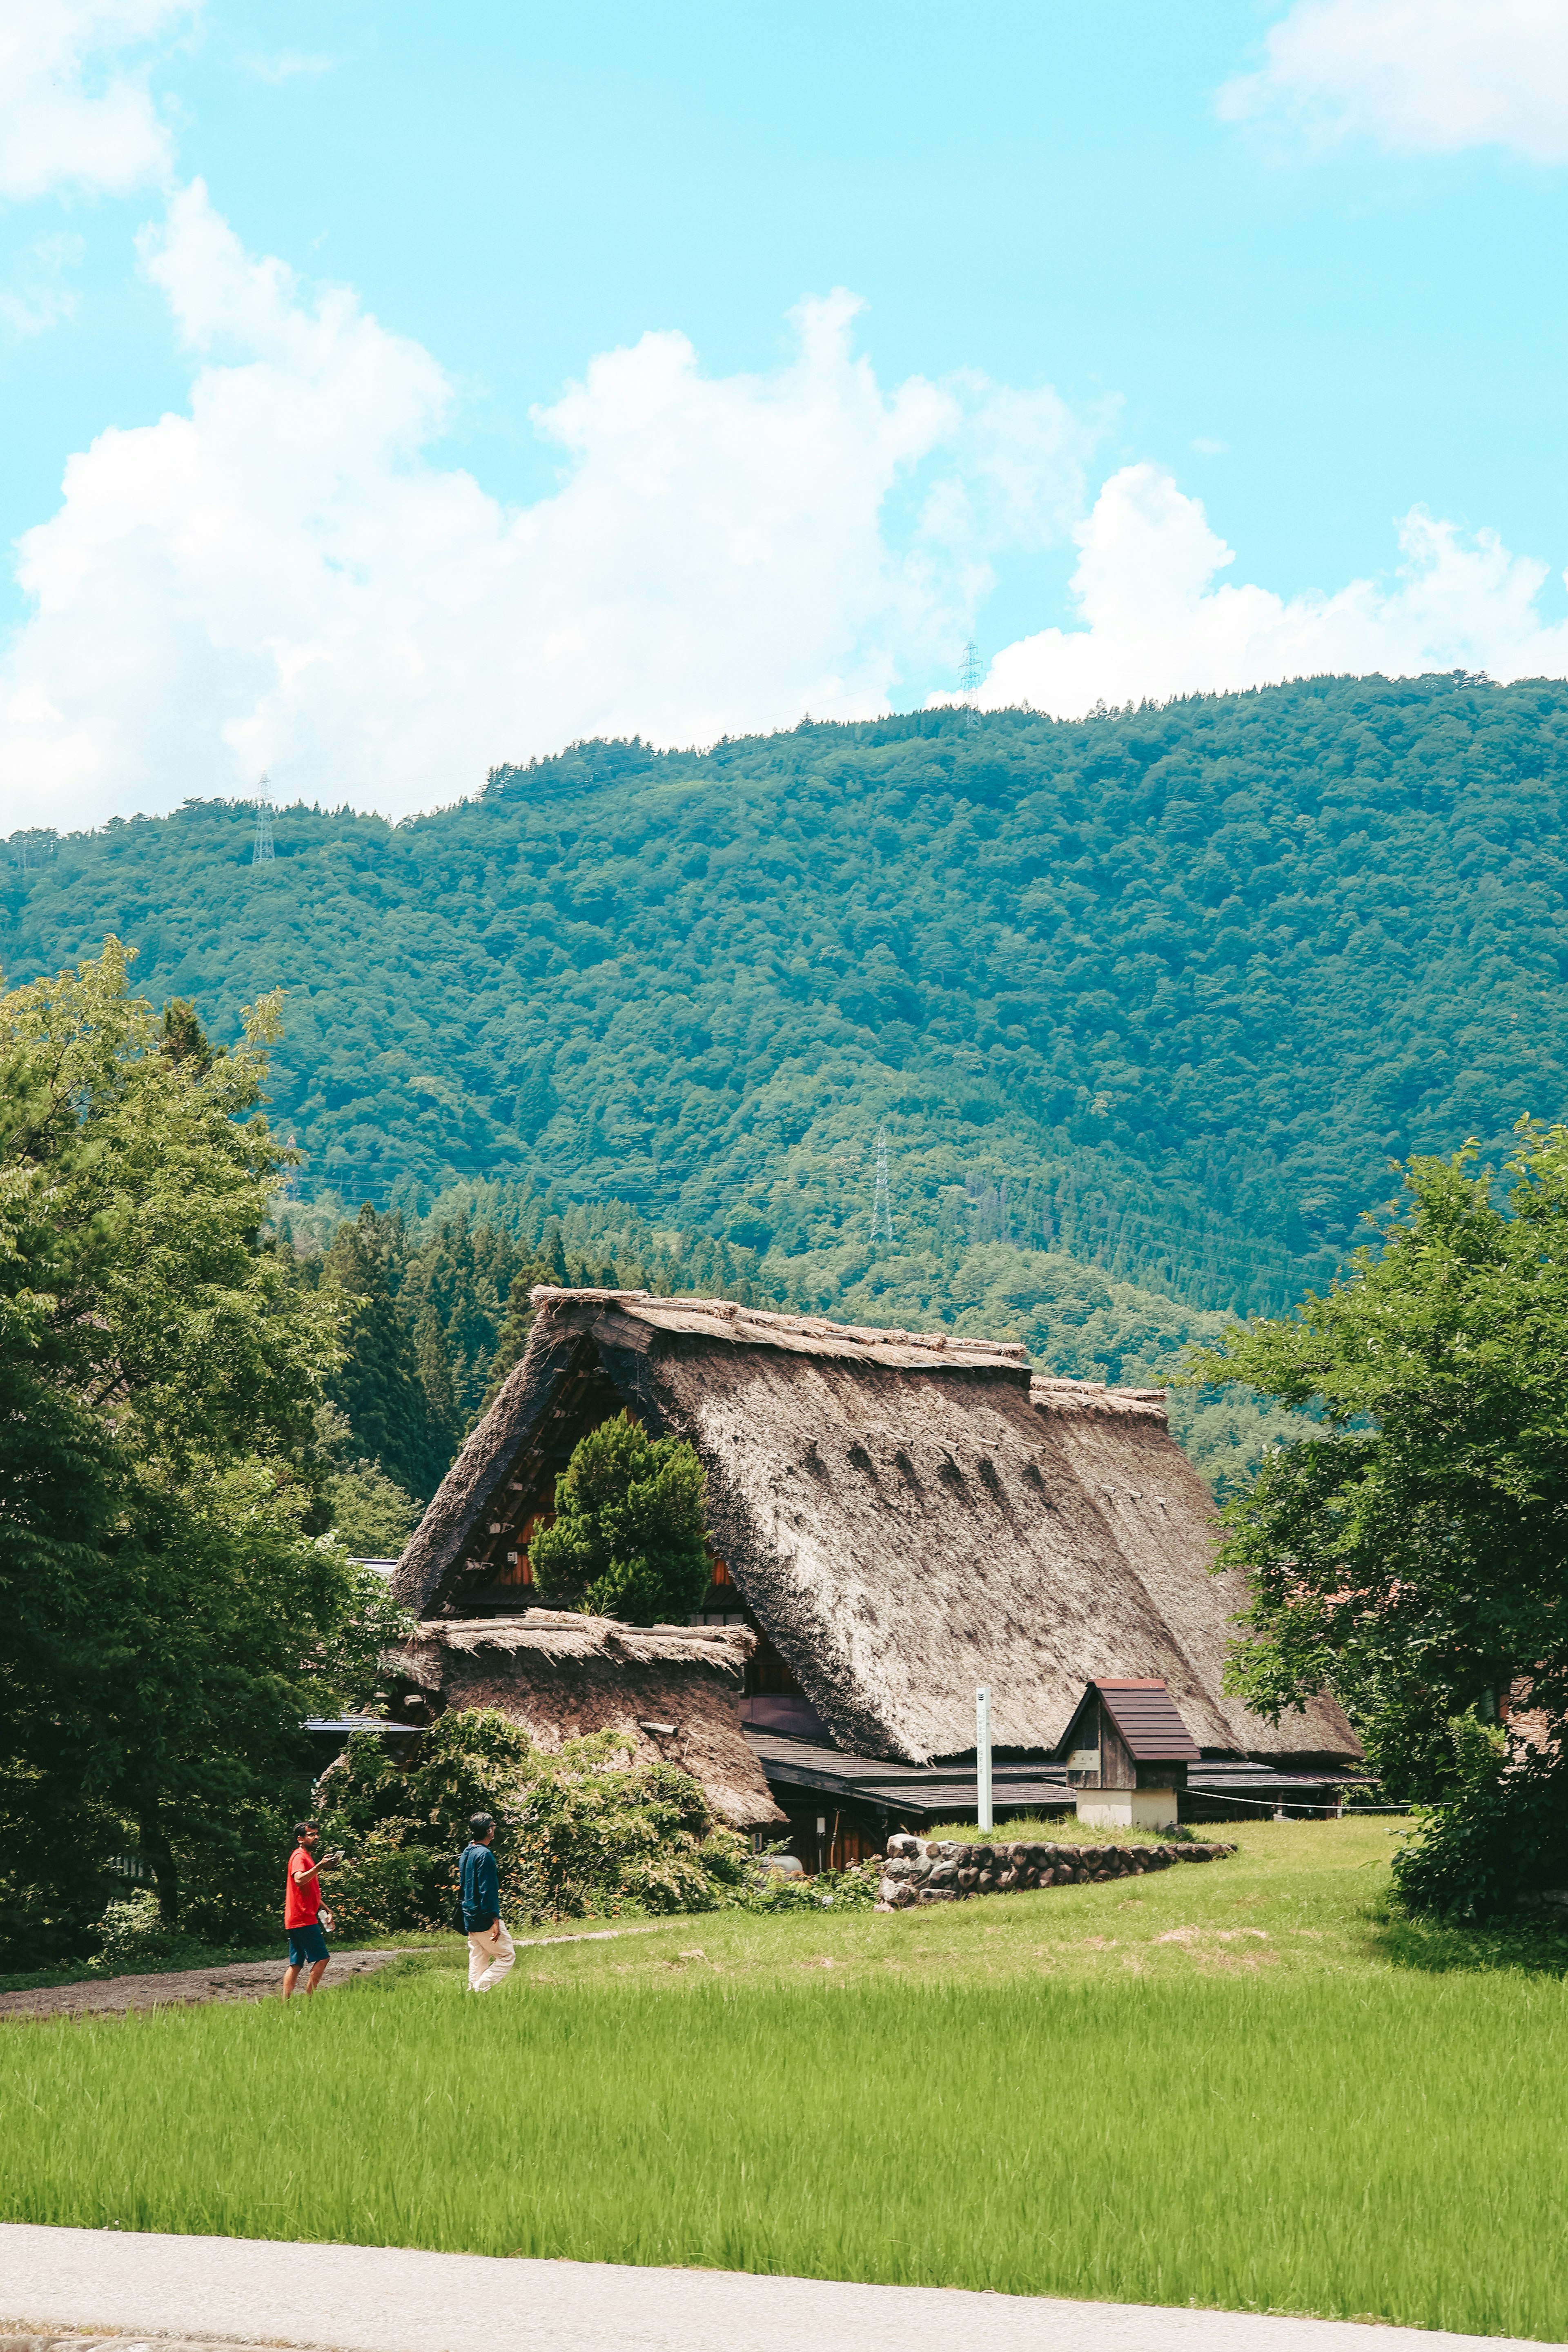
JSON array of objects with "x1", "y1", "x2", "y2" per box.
[{"x1": 5, "y1": 671, "x2": 1566, "y2": 1489}]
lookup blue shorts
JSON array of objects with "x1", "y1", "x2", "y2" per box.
[{"x1": 287, "y1": 1924, "x2": 328, "y2": 1967}]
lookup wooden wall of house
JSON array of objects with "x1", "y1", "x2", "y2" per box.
[
  {"x1": 1097, "y1": 1705, "x2": 1136, "y2": 1791},
  {"x1": 769, "y1": 1794, "x2": 884, "y2": 1874}
]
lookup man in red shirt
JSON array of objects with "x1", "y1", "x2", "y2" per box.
[{"x1": 282, "y1": 1820, "x2": 341, "y2": 1999}]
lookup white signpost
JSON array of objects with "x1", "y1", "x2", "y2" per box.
[{"x1": 976, "y1": 1684, "x2": 993, "y2": 1831}]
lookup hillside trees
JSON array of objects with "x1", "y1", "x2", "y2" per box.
[
  {"x1": 0, "y1": 944, "x2": 358, "y2": 1955},
  {"x1": 8, "y1": 674, "x2": 1568, "y2": 1325},
  {"x1": 1195, "y1": 1125, "x2": 1568, "y2": 1912},
  {"x1": 306, "y1": 1176, "x2": 1290, "y2": 1497}
]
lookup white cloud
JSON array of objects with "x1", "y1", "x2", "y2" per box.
[
  {"x1": 965, "y1": 464, "x2": 1568, "y2": 718},
  {"x1": 0, "y1": 234, "x2": 86, "y2": 334},
  {"x1": 0, "y1": 1, "x2": 193, "y2": 200},
  {"x1": 2, "y1": 184, "x2": 1086, "y2": 829},
  {"x1": 1221, "y1": 0, "x2": 1568, "y2": 161}
]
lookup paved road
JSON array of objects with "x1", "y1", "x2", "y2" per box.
[{"x1": 1, "y1": 2226, "x2": 1560, "y2": 2352}]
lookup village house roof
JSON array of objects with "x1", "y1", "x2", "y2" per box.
[
  {"x1": 391, "y1": 1288, "x2": 1359, "y2": 1769},
  {"x1": 383, "y1": 1611, "x2": 786, "y2": 1832},
  {"x1": 1056, "y1": 1678, "x2": 1204, "y2": 1765}
]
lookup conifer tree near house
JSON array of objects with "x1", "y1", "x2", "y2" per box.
[{"x1": 530, "y1": 1412, "x2": 712, "y2": 1625}]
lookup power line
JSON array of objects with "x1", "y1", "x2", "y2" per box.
[
  {"x1": 872, "y1": 1124, "x2": 894, "y2": 1248},
  {"x1": 252, "y1": 773, "x2": 275, "y2": 865},
  {"x1": 959, "y1": 638, "x2": 982, "y2": 733}
]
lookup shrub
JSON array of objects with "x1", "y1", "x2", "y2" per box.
[
  {"x1": 315, "y1": 1710, "x2": 754, "y2": 1930},
  {"x1": 732, "y1": 1857, "x2": 882, "y2": 1913},
  {"x1": 89, "y1": 1890, "x2": 204, "y2": 1972},
  {"x1": 1391, "y1": 1711, "x2": 1568, "y2": 1919}
]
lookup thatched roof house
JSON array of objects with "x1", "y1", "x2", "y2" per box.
[
  {"x1": 392, "y1": 1289, "x2": 1357, "y2": 1769},
  {"x1": 382, "y1": 1612, "x2": 786, "y2": 1833}
]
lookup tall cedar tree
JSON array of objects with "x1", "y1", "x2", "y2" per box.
[
  {"x1": 321, "y1": 1206, "x2": 449, "y2": 1498},
  {"x1": 478, "y1": 1218, "x2": 619, "y2": 1414},
  {"x1": 1192, "y1": 1124, "x2": 1568, "y2": 1910},
  {"x1": 530, "y1": 1411, "x2": 711, "y2": 1624},
  {"x1": 0, "y1": 942, "x2": 354, "y2": 1951}
]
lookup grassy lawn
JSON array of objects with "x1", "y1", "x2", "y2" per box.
[{"x1": 4, "y1": 1822, "x2": 1568, "y2": 2339}]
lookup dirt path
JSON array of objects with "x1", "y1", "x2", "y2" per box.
[
  {"x1": 0, "y1": 1924, "x2": 674, "y2": 2025},
  {"x1": 0, "y1": 1950, "x2": 402, "y2": 2023}
]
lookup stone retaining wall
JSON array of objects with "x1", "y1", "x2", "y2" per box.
[{"x1": 877, "y1": 1831, "x2": 1235, "y2": 1908}]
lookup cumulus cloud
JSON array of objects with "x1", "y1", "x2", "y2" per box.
[
  {"x1": 0, "y1": 0, "x2": 192, "y2": 200},
  {"x1": 2, "y1": 184, "x2": 1088, "y2": 828},
  {"x1": 1221, "y1": 0, "x2": 1568, "y2": 161},
  {"x1": 965, "y1": 464, "x2": 1568, "y2": 718}
]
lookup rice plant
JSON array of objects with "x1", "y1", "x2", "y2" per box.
[{"x1": 3, "y1": 1823, "x2": 1566, "y2": 2341}]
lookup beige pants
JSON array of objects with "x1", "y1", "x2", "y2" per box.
[{"x1": 466, "y1": 1919, "x2": 515, "y2": 1992}]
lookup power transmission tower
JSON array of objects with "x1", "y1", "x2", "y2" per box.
[
  {"x1": 959, "y1": 638, "x2": 983, "y2": 732},
  {"x1": 872, "y1": 1125, "x2": 894, "y2": 1248},
  {"x1": 252, "y1": 773, "x2": 275, "y2": 865}
]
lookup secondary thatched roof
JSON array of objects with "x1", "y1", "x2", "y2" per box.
[
  {"x1": 383, "y1": 1611, "x2": 786, "y2": 1832},
  {"x1": 392, "y1": 1289, "x2": 1358, "y2": 1768}
]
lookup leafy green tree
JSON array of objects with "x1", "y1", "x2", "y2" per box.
[
  {"x1": 317, "y1": 1560, "x2": 417, "y2": 1712},
  {"x1": 0, "y1": 941, "x2": 355, "y2": 1949},
  {"x1": 530, "y1": 1411, "x2": 711, "y2": 1624},
  {"x1": 321, "y1": 1454, "x2": 421, "y2": 1559},
  {"x1": 1192, "y1": 1123, "x2": 1568, "y2": 1910}
]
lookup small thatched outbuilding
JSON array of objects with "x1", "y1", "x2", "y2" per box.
[
  {"x1": 382, "y1": 1611, "x2": 786, "y2": 1833},
  {"x1": 392, "y1": 1289, "x2": 1357, "y2": 1773}
]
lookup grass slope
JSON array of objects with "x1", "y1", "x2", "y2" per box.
[{"x1": 5, "y1": 1824, "x2": 1567, "y2": 2339}]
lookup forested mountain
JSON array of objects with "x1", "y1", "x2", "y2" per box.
[{"x1": 6, "y1": 672, "x2": 1566, "y2": 1365}]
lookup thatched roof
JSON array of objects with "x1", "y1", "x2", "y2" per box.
[
  {"x1": 392, "y1": 1289, "x2": 1358, "y2": 1768},
  {"x1": 384, "y1": 1610, "x2": 786, "y2": 1832}
]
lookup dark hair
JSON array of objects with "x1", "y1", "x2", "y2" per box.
[
  {"x1": 469, "y1": 1813, "x2": 494, "y2": 1840},
  {"x1": 293, "y1": 1821, "x2": 315, "y2": 1841}
]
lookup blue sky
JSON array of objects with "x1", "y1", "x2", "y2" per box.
[{"x1": 6, "y1": 0, "x2": 1568, "y2": 826}]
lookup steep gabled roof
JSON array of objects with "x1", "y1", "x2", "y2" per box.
[
  {"x1": 1056, "y1": 1678, "x2": 1203, "y2": 1763},
  {"x1": 392, "y1": 1289, "x2": 1359, "y2": 1768}
]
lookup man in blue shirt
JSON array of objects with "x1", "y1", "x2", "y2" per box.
[{"x1": 460, "y1": 1813, "x2": 515, "y2": 1993}]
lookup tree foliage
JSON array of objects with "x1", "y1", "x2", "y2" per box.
[
  {"x1": 1192, "y1": 1124, "x2": 1568, "y2": 1910},
  {"x1": 301, "y1": 1176, "x2": 1284, "y2": 1499},
  {"x1": 0, "y1": 943, "x2": 357, "y2": 1956},
  {"x1": 530, "y1": 1412, "x2": 712, "y2": 1624}
]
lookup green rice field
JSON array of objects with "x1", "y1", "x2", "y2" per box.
[{"x1": 4, "y1": 1821, "x2": 1568, "y2": 2340}]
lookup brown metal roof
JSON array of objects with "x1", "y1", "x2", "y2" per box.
[{"x1": 1094, "y1": 1678, "x2": 1201, "y2": 1762}]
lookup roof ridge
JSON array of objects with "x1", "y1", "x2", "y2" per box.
[{"x1": 528, "y1": 1285, "x2": 1030, "y2": 1362}]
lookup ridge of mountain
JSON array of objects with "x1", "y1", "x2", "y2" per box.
[{"x1": 6, "y1": 670, "x2": 1567, "y2": 1341}]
